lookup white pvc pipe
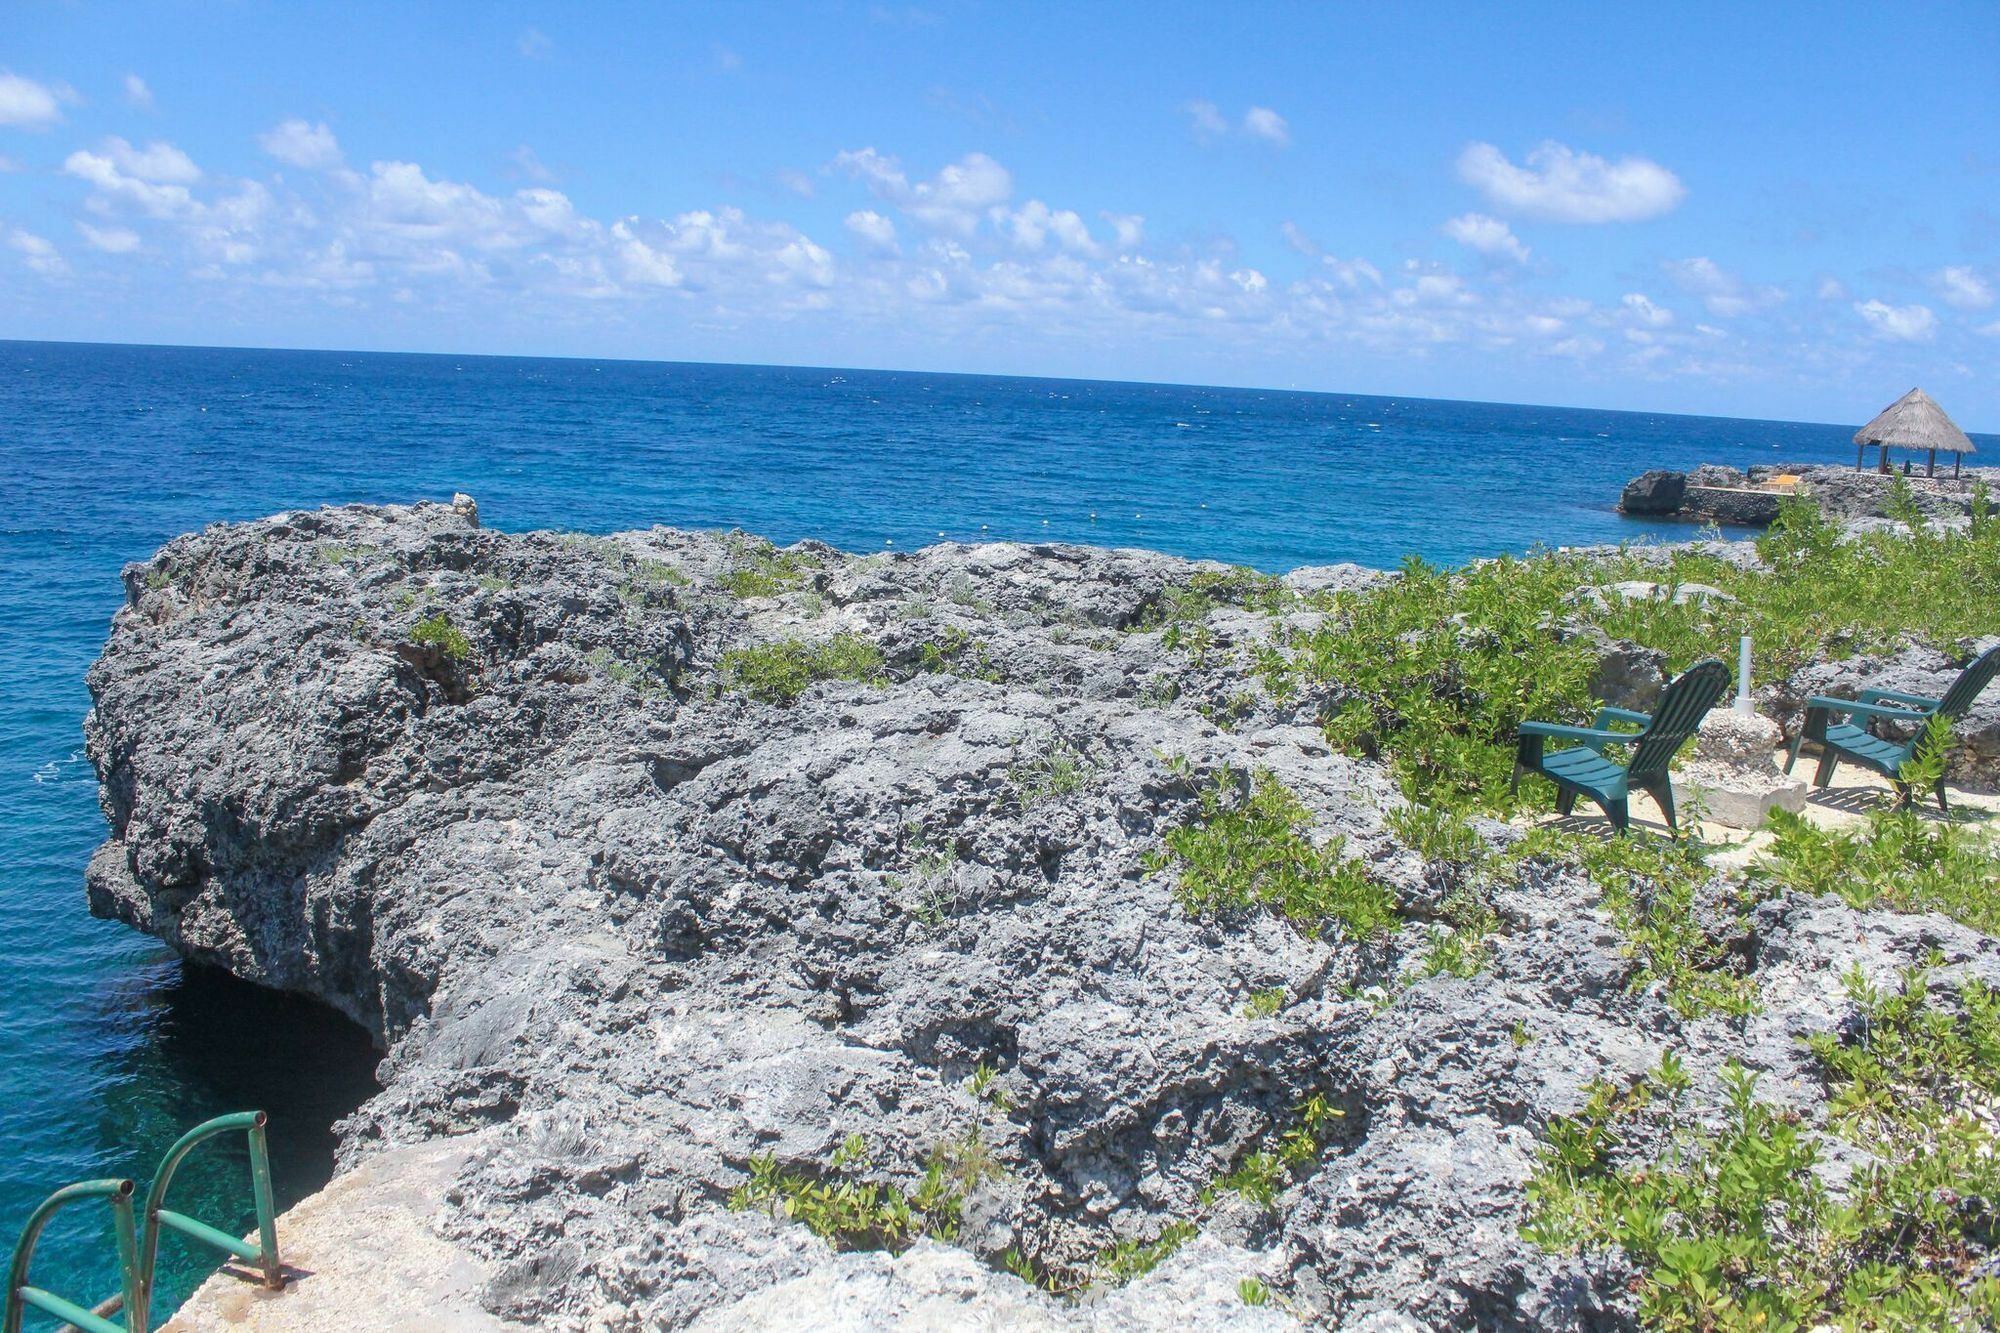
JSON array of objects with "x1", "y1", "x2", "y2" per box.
[{"x1": 1737, "y1": 634, "x2": 1754, "y2": 714}]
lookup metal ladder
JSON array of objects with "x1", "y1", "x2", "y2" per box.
[{"x1": 5, "y1": 1112, "x2": 283, "y2": 1333}]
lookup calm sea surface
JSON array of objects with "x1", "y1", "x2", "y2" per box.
[{"x1": 5, "y1": 339, "x2": 1974, "y2": 1313}]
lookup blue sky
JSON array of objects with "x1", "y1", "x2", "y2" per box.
[{"x1": 2, "y1": 1, "x2": 1996, "y2": 426}]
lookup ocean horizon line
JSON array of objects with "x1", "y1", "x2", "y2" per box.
[{"x1": 12, "y1": 335, "x2": 1980, "y2": 441}]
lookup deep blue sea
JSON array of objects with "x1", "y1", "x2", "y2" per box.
[{"x1": 5, "y1": 338, "x2": 1974, "y2": 1319}]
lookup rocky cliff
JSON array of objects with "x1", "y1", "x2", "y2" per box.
[{"x1": 84, "y1": 502, "x2": 2000, "y2": 1329}]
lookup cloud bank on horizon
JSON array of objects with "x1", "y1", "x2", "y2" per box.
[{"x1": 0, "y1": 3, "x2": 1995, "y2": 427}]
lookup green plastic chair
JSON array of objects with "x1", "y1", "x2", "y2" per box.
[
  {"x1": 1511, "y1": 658, "x2": 1731, "y2": 832},
  {"x1": 1785, "y1": 642, "x2": 2000, "y2": 812}
]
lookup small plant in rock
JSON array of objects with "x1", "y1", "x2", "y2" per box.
[
  {"x1": 1148, "y1": 770, "x2": 1399, "y2": 941},
  {"x1": 1090, "y1": 1220, "x2": 1199, "y2": 1287},
  {"x1": 1238, "y1": 1277, "x2": 1271, "y2": 1306},
  {"x1": 729, "y1": 1128, "x2": 1001, "y2": 1254},
  {"x1": 1008, "y1": 736, "x2": 1094, "y2": 805},
  {"x1": 967, "y1": 1059, "x2": 1014, "y2": 1115},
  {"x1": 918, "y1": 628, "x2": 1002, "y2": 682},
  {"x1": 717, "y1": 634, "x2": 885, "y2": 704},
  {"x1": 1241, "y1": 987, "x2": 1286, "y2": 1019},
  {"x1": 409, "y1": 612, "x2": 473, "y2": 662},
  {"x1": 718, "y1": 539, "x2": 817, "y2": 598},
  {"x1": 1202, "y1": 1092, "x2": 1345, "y2": 1210}
]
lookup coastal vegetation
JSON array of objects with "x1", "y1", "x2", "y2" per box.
[
  {"x1": 1256, "y1": 489, "x2": 1999, "y2": 812},
  {"x1": 1526, "y1": 970, "x2": 2000, "y2": 1329},
  {"x1": 716, "y1": 633, "x2": 884, "y2": 703}
]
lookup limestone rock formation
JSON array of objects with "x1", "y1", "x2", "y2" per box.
[{"x1": 83, "y1": 503, "x2": 2000, "y2": 1329}]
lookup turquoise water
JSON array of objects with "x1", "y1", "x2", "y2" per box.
[{"x1": 2, "y1": 339, "x2": 1966, "y2": 1317}]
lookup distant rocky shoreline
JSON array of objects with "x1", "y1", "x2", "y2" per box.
[{"x1": 1619, "y1": 460, "x2": 1993, "y2": 528}]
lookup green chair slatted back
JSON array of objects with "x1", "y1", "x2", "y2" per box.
[
  {"x1": 1630, "y1": 659, "x2": 1732, "y2": 780},
  {"x1": 1937, "y1": 643, "x2": 2000, "y2": 722}
]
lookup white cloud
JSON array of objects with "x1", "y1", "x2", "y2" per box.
[
  {"x1": 1101, "y1": 212, "x2": 1144, "y2": 250},
  {"x1": 775, "y1": 169, "x2": 814, "y2": 198},
  {"x1": 509, "y1": 145, "x2": 556, "y2": 183},
  {"x1": 1183, "y1": 100, "x2": 1229, "y2": 143},
  {"x1": 1441, "y1": 212, "x2": 1529, "y2": 263},
  {"x1": 78, "y1": 221, "x2": 141, "y2": 253},
  {"x1": 1977, "y1": 319, "x2": 2000, "y2": 338},
  {"x1": 834, "y1": 148, "x2": 1013, "y2": 236},
  {"x1": 6, "y1": 227, "x2": 67, "y2": 275},
  {"x1": 105, "y1": 137, "x2": 200, "y2": 184},
  {"x1": 1664, "y1": 256, "x2": 1783, "y2": 318},
  {"x1": 0, "y1": 73, "x2": 67, "y2": 128},
  {"x1": 1816, "y1": 276, "x2": 1848, "y2": 301},
  {"x1": 260, "y1": 120, "x2": 342, "y2": 170},
  {"x1": 65, "y1": 142, "x2": 200, "y2": 218},
  {"x1": 1242, "y1": 106, "x2": 1290, "y2": 147},
  {"x1": 1854, "y1": 299, "x2": 1937, "y2": 342},
  {"x1": 993, "y1": 200, "x2": 1098, "y2": 255},
  {"x1": 517, "y1": 28, "x2": 553, "y2": 59},
  {"x1": 123, "y1": 74, "x2": 155, "y2": 110},
  {"x1": 845, "y1": 209, "x2": 899, "y2": 254},
  {"x1": 1322, "y1": 255, "x2": 1382, "y2": 290},
  {"x1": 1457, "y1": 140, "x2": 1684, "y2": 223},
  {"x1": 1932, "y1": 265, "x2": 1994, "y2": 310},
  {"x1": 1620, "y1": 293, "x2": 1673, "y2": 327}
]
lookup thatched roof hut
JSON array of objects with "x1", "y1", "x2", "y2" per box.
[{"x1": 1853, "y1": 387, "x2": 1976, "y2": 477}]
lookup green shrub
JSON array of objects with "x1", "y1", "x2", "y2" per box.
[
  {"x1": 409, "y1": 612, "x2": 473, "y2": 661},
  {"x1": 1147, "y1": 771, "x2": 1399, "y2": 941},
  {"x1": 1254, "y1": 504, "x2": 2000, "y2": 813},
  {"x1": 719, "y1": 540, "x2": 816, "y2": 598},
  {"x1": 728, "y1": 1129, "x2": 1000, "y2": 1253},
  {"x1": 1526, "y1": 973, "x2": 2000, "y2": 1329},
  {"x1": 718, "y1": 634, "x2": 884, "y2": 704},
  {"x1": 1753, "y1": 804, "x2": 2000, "y2": 937},
  {"x1": 1090, "y1": 1220, "x2": 1199, "y2": 1287}
]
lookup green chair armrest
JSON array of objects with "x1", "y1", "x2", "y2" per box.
[
  {"x1": 1592, "y1": 705, "x2": 1653, "y2": 730},
  {"x1": 1857, "y1": 688, "x2": 1939, "y2": 711},
  {"x1": 1805, "y1": 696, "x2": 1933, "y2": 722},
  {"x1": 1519, "y1": 721, "x2": 1632, "y2": 749}
]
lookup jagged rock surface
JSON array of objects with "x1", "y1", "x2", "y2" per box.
[{"x1": 85, "y1": 503, "x2": 2000, "y2": 1330}]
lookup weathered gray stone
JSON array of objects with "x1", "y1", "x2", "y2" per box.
[
  {"x1": 1617, "y1": 470, "x2": 1685, "y2": 516},
  {"x1": 1672, "y1": 708, "x2": 1806, "y2": 830},
  {"x1": 86, "y1": 503, "x2": 2000, "y2": 1330}
]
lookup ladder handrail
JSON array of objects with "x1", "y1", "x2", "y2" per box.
[
  {"x1": 137, "y1": 1110, "x2": 283, "y2": 1325},
  {"x1": 5, "y1": 1111, "x2": 282, "y2": 1333},
  {"x1": 4, "y1": 1179, "x2": 141, "y2": 1333}
]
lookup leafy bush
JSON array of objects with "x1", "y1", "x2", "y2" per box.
[
  {"x1": 1256, "y1": 501, "x2": 2000, "y2": 812},
  {"x1": 1146, "y1": 771, "x2": 1398, "y2": 941},
  {"x1": 728, "y1": 1130, "x2": 1000, "y2": 1253},
  {"x1": 1526, "y1": 972, "x2": 2000, "y2": 1329},
  {"x1": 1753, "y1": 804, "x2": 2000, "y2": 937},
  {"x1": 718, "y1": 634, "x2": 884, "y2": 704},
  {"x1": 409, "y1": 612, "x2": 473, "y2": 661},
  {"x1": 719, "y1": 540, "x2": 816, "y2": 598}
]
